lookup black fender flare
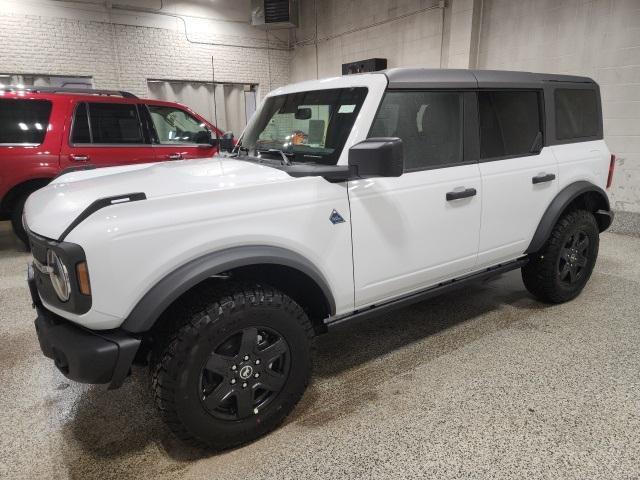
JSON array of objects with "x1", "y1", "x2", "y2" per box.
[
  {"x1": 525, "y1": 181, "x2": 612, "y2": 254},
  {"x1": 121, "y1": 245, "x2": 336, "y2": 333}
]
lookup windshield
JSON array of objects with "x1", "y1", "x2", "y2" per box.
[{"x1": 240, "y1": 87, "x2": 368, "y2": 165}]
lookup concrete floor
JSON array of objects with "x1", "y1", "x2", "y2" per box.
[{"x1": 1, "y1": 221, "x2": 639, "y2": 480}]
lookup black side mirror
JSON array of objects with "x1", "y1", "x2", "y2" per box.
[
  {"x1": 295, "y1": 107, "x2": 312, "y2": 120},
  {"x1": 195, "y1": 129, "x2": 217, "y2": 148},
  {"x1": 219, "y1": 131, "x2": 234, "y2": 152},
  {"x1": 348, "y1": 137, "x2": 404, "y2": 178}
]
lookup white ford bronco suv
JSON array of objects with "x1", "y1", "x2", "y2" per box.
[{"x1": 24, "y1": 69, "x2": 615, "y2": 449}]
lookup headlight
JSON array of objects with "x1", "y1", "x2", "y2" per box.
[{"x1": 47, "y1": 249, "x2": 71, "y2": 301}]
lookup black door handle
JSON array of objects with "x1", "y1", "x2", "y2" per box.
[
  {"x1": 532, "y1": 173, "x2": 556, "y2": 184},
  {"x1": 446, "y1": 187, "x2": 477, "y2": 201}
]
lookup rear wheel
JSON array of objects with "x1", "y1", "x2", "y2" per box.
[
  {"x1": 522, "y1": 209, "x2": 599, "y2": 303},
  {"x1": 151, "y1": 282, "x2": 313, "y2": 450}
]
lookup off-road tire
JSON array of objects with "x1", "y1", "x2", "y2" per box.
[
  {"x1": 522, "y1": 209, "x2": 599, "y2": 303},
  {"x1": 151, "y1": 282, "x2": 314, "y2": 450}
]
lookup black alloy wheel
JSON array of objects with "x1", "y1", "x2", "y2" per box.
[
  {"x1": 200, "y1": 326, "x2": 291, "y2": 420},
  {"x1": 557, "y1": 230, "x2": 590, "y2": 285}
]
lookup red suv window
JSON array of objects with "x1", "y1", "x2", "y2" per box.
[
  {"x1": 71, "y1": 102, "x2": 145, "y2": 145},
  {"x1": 0, "y1": 99, "x2": 52, "y2": 145}
]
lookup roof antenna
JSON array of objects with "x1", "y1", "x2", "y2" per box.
[{"x1": 211, "y1": 56, "x2": 221, "y2": 149}]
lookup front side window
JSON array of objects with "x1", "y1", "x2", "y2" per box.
[
  {"x1": 555, "y1": 89, "x2": 599, "y2": 140},
  {"x1": 241, "y1": 87, "x2": 368, "y2": 165},
  {"x1": 148, "y1": 105, "x2": 211, "y2": 144},
  {"x1": 83, "y1": 102, "x2": 144, "y2": 144},
  {"x1": 369, "y1": 91, "x2": 463, "y2": 171},
  {"x1": 479, "y1": 91, "x2": 542, "y2": 159},
  {"x1": 0, "y1": 99, "x2": 52, "y2": 145}
]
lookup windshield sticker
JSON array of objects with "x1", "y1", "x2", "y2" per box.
[{"x1": 338, "y1": 104, "x2": 356, "y2": 114}]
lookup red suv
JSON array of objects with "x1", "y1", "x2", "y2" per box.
[{"x1": 0, "y1": 87, "x2": 224, "y2": 245}]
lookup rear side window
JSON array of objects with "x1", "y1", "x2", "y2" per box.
[
  {"x1": 71, "y1": 102, "x2": 144, "y2": 144},
  {"x1": 369, "y1": 90, "x2": 463, "y2": 171},
  {"x1": 0, "y1": 99, "x2": 52, "y2": 145},
  {"x1": 555, "y1": 89, "x2": 599, "y2": 140},
  {"x1": 479, "y1": 91, "x2": 542, "y2": 160}
]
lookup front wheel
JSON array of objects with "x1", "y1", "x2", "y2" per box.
[
  {"x1": 151, "y1": 283, "x2": 313, "y2": 450},
  {"x1": 522, "y1": 209, "x2": 599, "y2": 303}
]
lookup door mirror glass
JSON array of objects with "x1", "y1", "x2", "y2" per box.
[
  {"x1": 348, "y1": 137, "x2": 404, "y2": 178},
  {"x1": 295, "y1": 107, "x2": 312, "y2": 120},
  {"x1": 219, "y1": 131, "x2": 234, "y2": 152}
]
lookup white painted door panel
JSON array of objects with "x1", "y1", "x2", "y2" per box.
[
  {"x1": 349, "y1": 164, "x2": 481, "y2": 308},
  {"x1": 477, "y1": 147, "x2": 559, "y2": 266}
]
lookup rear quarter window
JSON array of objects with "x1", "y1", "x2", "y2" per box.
[
  {"x1": 0, "y1": 99, "x2": 52, "y2": 145},
  {"x1": 555, "y1": 89, "x2": 599, "y2": 140}
]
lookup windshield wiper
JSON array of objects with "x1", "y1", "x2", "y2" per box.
[{"x1": 258, "y1": 149, "x2": 292, "y2": 166}]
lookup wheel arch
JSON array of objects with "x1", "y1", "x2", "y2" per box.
[
  {"x1": 121, "y1": 245, "x2": 336, "y2": 335},
  {"x1": 1, "y1": 177, "x2": 52, "y2": 214},
  {"x1": 526, "y1": 181, "x2": 612, "y2": 254}
]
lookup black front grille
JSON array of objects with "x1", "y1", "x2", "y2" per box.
[{"x1": 264, "y1": 0, "x2": 290, "y2": 23}]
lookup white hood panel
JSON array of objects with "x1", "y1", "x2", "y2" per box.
[{"x1": 24, "y1": 157, "x2": 291, "y2": 240}]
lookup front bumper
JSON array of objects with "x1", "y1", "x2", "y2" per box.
[{"x1": 29, "y1": 265, "x2": 140, "y2": 389}]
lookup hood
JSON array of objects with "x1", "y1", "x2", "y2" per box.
[{"x1": 24, "y1": 156, "x2": 291, "y2": 240}]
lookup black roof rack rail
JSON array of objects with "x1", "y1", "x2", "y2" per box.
[{"x1": 1, "y1": 86, "x2": 138, "y2": 98}]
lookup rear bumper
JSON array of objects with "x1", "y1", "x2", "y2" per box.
[{"x1": 29, "y1": 265, "x2": 140, "y2": 389}]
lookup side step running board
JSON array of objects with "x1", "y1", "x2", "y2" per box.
[{"x1": 325, "y1": 257, "x2": 529, "y2": 328}]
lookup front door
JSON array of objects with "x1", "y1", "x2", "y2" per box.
[
  {"x1": 146, "y1": 104, "x2": 216, "y2": 161},
  {"x1": 349, "y1": 90, "x2": 482, "y2": 308}
]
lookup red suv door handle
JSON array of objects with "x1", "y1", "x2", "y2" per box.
[
  {"x1": 167, "y1": 153, "x2": 182, "y2": 160},
  {"x1": 69, "y1": 154, "x2": 90, "y2": 162}
]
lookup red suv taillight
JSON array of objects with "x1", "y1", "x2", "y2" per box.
[{"x1": 607, "y1": 154, "x2": 616, "y2": 189}]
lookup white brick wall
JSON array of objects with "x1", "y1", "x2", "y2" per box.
[
  {"x1": 290, "y1": 0, "x2": 444, "y2": 82},
  {"x1": 0, "y1": 2, "x2": 291, "y2": 101},
  {"x1": 476, "y1": 0, "x2": 640, "y2": 213}
]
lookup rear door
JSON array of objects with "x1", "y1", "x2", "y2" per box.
[
  {"x1": 0, "y1": 97, "x2": 60, "y2": 207},
  {"x1": 145, "y1": 104, "x2": 216, "y2": 161},
  {"x1": 60, "y1": 100, "x2": 156, "y2": 169},
  {"x1": 477, "y1": 90, "x2": 559, "y2": 267},
  {"x1": 349, "y1": 90, "x2": 482, "y2": 308}
]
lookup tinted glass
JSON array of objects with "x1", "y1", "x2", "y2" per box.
[
  {"x1": 241, "y1": 87, "x2": 367, "y2": 165},
  {"x1": 479, "y1": 91, "x2": 541, "y2": 159},
  {"x1": 0, "y1": 99, "x2": 52, "y2": 145},
  {"x1": 88, "y1": 103, "x2": 144, "y2": 144},
  {"x1": 148, "y1": 106, "x2": 211, "y2": 144},
  {"x1": 71, "y1": 103, "x2": 91, "y2": 143},
  {"x1": 369, "y1": 91, "x2": 463, "y2": 171},
  {"x1": 555, "y1": 89, "x2": 599, "y2": 140}
]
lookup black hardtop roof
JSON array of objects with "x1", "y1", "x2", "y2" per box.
[{"x1": 382, "y1": 68, "x2": 596, "y2": 89}]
